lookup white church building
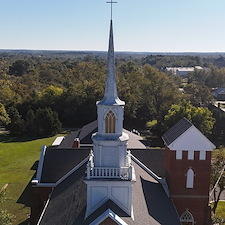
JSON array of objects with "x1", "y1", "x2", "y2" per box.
[{"x1": 30, "y1": 8, "x2": 215, "y2": 225}]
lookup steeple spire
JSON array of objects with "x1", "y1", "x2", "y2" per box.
[{"x1": 98, "y1": 20, "x2": 124, "y2": 105}]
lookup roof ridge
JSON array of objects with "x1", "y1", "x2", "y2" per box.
[{"x1": 162, "y1": 117, "x2": 192, "y2": 146}]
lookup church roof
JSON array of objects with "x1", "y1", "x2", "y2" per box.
[
  {"x1": 40, "y1": 148, "x2": 89, "y2": 183},
  {"x1": 162, "y1": 117, "x2": 192, "y2": 146},
  {"x1": 162, "y1": 117, "x2": 215, "y2": 151},
  {"x1": 59, "y1": 120, "x2": 146, "y2": 150},
  {"x1": 38, "y1": 148, "x2": 164, "y2": 184},
  {"x1": 131, "y1": 149, "x2": 166, "y2": 178},
  {"x1": 37, "y1": 162, "x2": 180, "y2": 225}
]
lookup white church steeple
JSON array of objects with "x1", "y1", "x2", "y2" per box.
[
  {"x1": 96, "y1": 19, "x2": 124, "y2": 137},
  {"x1": 98, "y1": 20, "x2": 124, "y2": 106},
  {"x1": 85, "y1": 10, "x2": 135, "y2": 218}
]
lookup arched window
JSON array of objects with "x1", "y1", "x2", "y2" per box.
[
  {"x1": 105, "y1": 110, "x2": 116, "y2": 133},
  {"x1": 186, "y1": 168, "x2": 194, "y2": 189},
  {"x1": 180, "y1": 210, "x2": 194, "y2": 225}
]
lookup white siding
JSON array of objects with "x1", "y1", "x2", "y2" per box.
[
  {"x1": 176, "y1": 150, "x2": 182, "y2": 160},
  {"x1": 199, "y1": 151, "x2": 206, "y2": 160},
  {"x1": 188, "y1": 151, "x2": 194, "y2": 160}
]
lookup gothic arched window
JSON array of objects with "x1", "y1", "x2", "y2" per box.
[
  {"x1": 180, "y1": 210, "x2": 194, "y2": 225},
  {"x1": 105, "y1": 110, "x2": 116, "y2": 133},
  {"x1": 186, "y1": 168, "x2": 194, "y2": 189}
]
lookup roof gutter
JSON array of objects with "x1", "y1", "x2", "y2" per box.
[{"x1": 31, "y1": 145, "x2": 47, "y2": 185}]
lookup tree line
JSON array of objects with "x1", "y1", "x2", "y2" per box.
[{"x1": 0, "y1": 53, "x2": 224, "y2": 140}]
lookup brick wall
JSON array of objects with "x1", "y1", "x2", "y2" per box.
[
  {"x1": 165, "y1": 146, "x2": 212, "y2": 224},
  {"x1": 100, "y1": 217, "x2": 118, "y2": 225},
  {"x1": 30, "y1": 186, "x2": 52, "y2": 225}
]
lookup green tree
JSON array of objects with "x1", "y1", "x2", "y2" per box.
[
  {"x1": 6, "y1": 107, "x2": 25, "y2": 136},
  {"x1": 38, "y1": 85, "x2": 64, "y2": 107},
  {"x1": 209, "y1": 105, "x2": 225, "y2": 142},
  {"x1": 25, "y1": 109, "x2": 35, "y2": 136},
  {"x1": 188, "y1": 69, "x2": 209, "y2": 85},
  {"x1": 0, "y1": 103, "x2": 10, "y2": 126},
  {"x1": 184, "y1": 84, "x2": 213, "y2": 106},
  {"x1": 205, "y1": 67, "x2": 225, "y2": 88},
  {"x1": 143, "y1": 65, "x2": 182, "y2": 128},
  {"x1": 34, "y1": 107, "x2": 62, "y2": 137},
  {"x1": 164, "y1": 101, "x2": 215, "y2": 135},
  {"x1": 8, "y1": 60, "x2": 29, "y2": 76},
  {"x1": 210, "y1": 148, "x2": 225, "y2": 215}
]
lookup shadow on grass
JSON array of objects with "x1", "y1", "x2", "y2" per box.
[
  {"x1": 18, "y1": 218, "x2": 30, "y2": 225},
  {"x1": 17, "y1": 161, "x2": 38, "y2": 207},
  {"x1": 0, "y1": 133, "x2": 45, "y2": 143},
  {"x1": 16, "y1": 162, "x2": 38, "y2": 225}
]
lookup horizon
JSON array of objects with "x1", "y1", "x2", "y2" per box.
[
  {"x1": 1, "y1": 49, "x2": 225, "y2": 55},
  {"x1": 1, "y1": 0, "x2": 225, "y2": 52}
]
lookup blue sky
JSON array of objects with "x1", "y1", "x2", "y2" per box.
[{"x1": 0, "y1": 0, "x2": 225, "y2": 52}]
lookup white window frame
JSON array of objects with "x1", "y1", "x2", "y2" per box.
[
  {"x1": 105, "y1": 110, "x2": 116, "y2": 133},
  {"x1": 186, "y1": 168, "x2": 194, "y2": 188}
]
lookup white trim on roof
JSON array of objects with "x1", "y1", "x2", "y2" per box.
[
  {"x1": 89, "y1": 209, "x2": 128, "y2": 225},
  {"x1": 36, "y1": 156, "x2": 89, "y2": 224},
  {"x1": 131, "y1": 154, "x2": 170, "y2": 197},
  {"x1": 55, "y1": 156, "x2": 89, "y2": 186},
  {"x1": 31, "y1": 145, "x2": 47, "y2": 184},
  {"x1": 37, "y1": 194, "x2": 51, "y2": 225}
]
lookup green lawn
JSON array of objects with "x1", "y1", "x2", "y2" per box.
[
  {"x1": 215, "y1": 201, "x2": 225, "y2": 219},
  {"x1": 0, "y1": 134, "x2": 58, "y2": 225}
]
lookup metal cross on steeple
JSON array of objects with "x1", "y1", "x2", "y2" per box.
[{"x1": 106, "y1": 0, "x2": 117, "y2": 20}]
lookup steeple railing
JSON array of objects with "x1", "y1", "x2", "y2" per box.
[{"x1": 86, "y1": 150, "x2": 133, "y2": 180}]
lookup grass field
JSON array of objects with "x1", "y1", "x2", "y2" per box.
[
  {"x1": 0, "y1": 134, "x2": 58, "y2": 225},
  {"x1": 215, "y1": 201, "x2": 225, "y2": 219}
]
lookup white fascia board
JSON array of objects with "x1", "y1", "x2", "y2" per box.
[
  {"x1": 168, "y1": 126, "x2": 216, "y2": 151},
  {"x1": 32, "y1": 145, "x2": 47, "y2": 184},
  {"x1": 89, "y1": 209, "x2": 128, "y2": 225},
  {"x1": 131, "y1": 154, "x2": 161, "y2": 181},
  {"x1": 33, "y1": 183, "x2": 55, "y2": 187}
]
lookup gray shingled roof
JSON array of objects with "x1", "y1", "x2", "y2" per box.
[
  {"x1": 40, "y1": 148, "x2": 165, "y2": 184},
  {"x1": 162, "y1": 117, "x2": 192, "y2": 146},
  {"x1": 131, "y1": 149, "x2": 166, "y2": 177},
  {"x1": 59, "y1": 120, "x2": 146, "y2": 149},
  {"x1": 38, "y1": 162, "x2": 180, "y2": 225},
  {"x1": 40, "y1": 148, "x2": 89, "y2": 183}
]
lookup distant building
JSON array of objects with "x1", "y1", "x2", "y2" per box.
[
  {"x1": 212, "y1": 88, "x2": 225, "y2": 101},
  {"x1": 213, "y1": 56, "x2": 225, "y2": 68},
  {"x1": 165, "y1": 66, "x2": 203, "y2": 77}
]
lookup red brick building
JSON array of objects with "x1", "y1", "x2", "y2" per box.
[{"x1": 163, "y1": 118, "x2": 215, "y2": 225}]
